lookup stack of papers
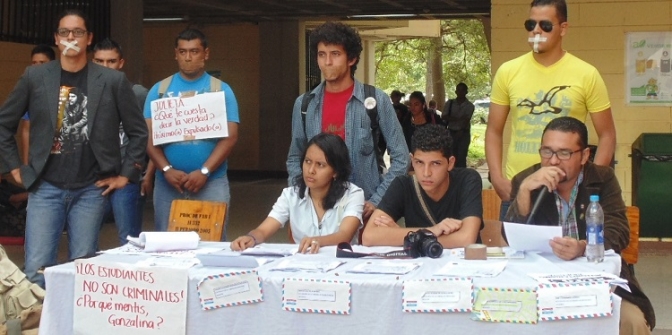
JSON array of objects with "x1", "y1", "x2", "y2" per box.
[
  {"x1": 270, "y1": 259, "x2": 344, "y2": 273},
  {"x1": 346, "y1": 261, "x2": 421, "y2": 275},
  {"x1": 434, "y1": 260, "x2": 508, "y2": 277}
]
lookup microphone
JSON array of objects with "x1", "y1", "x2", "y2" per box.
[{"x1": 525, "y1": 186, "x2": 549, "y2": 225}]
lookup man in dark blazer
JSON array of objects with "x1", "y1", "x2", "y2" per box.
[{"x1": 0, "y1": 9, "x2": 147, "y2": 287}]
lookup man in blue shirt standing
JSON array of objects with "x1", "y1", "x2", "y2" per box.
[{"x1": 143, "y1": 28, "x2": 239, "y2": 239}]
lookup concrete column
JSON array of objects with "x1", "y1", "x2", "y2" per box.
[
  {"x1": 259, "y1": 21, "x2": 301, "y2": 172},
  {"x1": 110, "y1": 0, "x2": 144, "y2": 84}
]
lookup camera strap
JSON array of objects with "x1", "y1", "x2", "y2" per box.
[
  {"x1": 412, "y1": 175, "x2": 438, "y2": 225},
  {"x1": 335, "y1": 242, "x2": 413, "y2": 259}
]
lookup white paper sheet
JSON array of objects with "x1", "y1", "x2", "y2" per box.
[
  {"x1": 346, "y1": 261, "x2": 421, "y2": 275},
  {"x1": 196, "y1": 253, "x2": 271, "y2": 268},
  {"x1": 100, "y1": 244, "x2": 223, "y2": 258},
  {"x1": 503, "y1": 222, "x2": 561, "y2": 253},
  {"x1": 270, "y1": 259, "x2": 344, "y2": 273},
  {"x1": 537, "y1": 282, "x2": 612, "y2": 321},
  {"x1": 240, "y1": 245, "x2": 297, "y2": 257},
  {"x1": 136, "y1": 257, "x2": 200, "y2": 269},
  {"x1": 402, "y1": 278, "x2": 473, "y2": 312},
  {"x1": 127, "y1": 232, "x2": 200, "y2": 252},
  {"x1": 282, "y1": 278, "x2": 351, "y2": 314},
  {"x1": 434, "y1": 261, "x2": 507, "y2": 278},
  {"x1": 196, "y1": 270, "x2": 263, "y2": 310}
]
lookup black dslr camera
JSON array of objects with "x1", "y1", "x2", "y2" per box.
[{"x1": 403, "y1": 229, "x2": 443, "y2": 258}]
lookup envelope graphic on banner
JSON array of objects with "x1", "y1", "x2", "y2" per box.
[
  {"x1": 472, "y1": 287, "x2": 538, "y2": 324},
  {"x1": 537, "y1": 281, "x2": 612, "y2": 321}
]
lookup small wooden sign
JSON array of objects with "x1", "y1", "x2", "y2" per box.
[{"x1": 168, "y1": 200, "x2": 226, "y2": 241}]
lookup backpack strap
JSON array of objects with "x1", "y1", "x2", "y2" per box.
[
  {"x1": 157, "y1": 75, "x2": 174, "y2": 98},
  {"x1": 300, "y1": 91, "x2": 314, "y2": 138},
  {"x1": 363, "y1": 84, "x2": 385, "y2": 173},
  {"x1": 158, "y1": 75, "x2": 221, "y2": 98},
  {"x1": 363, "y1": 84, "x2": 378, "y2": 130},
  {"x1": 209, "y1": 76, "x2": 222, "y2": 92},
  {"x1": 412, "y1": 175, "x2": 438, "y2": 225}
]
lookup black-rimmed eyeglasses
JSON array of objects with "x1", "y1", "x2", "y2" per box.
[
  {"x1": 524, "y1": 19, "x2": 556, "y2": 33},
  {"x1": 56, "y1": 28, "x2": 88, "y2": 37},
  {"x1": 539, "y1": 148, "x2": 582, "y2": 160}
]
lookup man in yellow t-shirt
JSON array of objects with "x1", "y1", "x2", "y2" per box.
[{"x1": 485, "y1": 0, "x2": 616, "y2": 219}]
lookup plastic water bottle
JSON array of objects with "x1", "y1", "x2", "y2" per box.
[{"x1": 585, "y1": 195, "x2": 605, "y2": 263}]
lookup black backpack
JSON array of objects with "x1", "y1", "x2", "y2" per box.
[{"x1": 300, "y1": 84, "x2": 385, "y2": 173}]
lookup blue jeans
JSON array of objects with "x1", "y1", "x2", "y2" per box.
[
  {"x1": 153, "y1": 174, "x2": 230, "y2": 241},
  {"x1": 107, "y1": 182, "x2": 143, "y2": 245},
  {"x1": 25, "y1": 181, "x2": 106, "y2": 288}
]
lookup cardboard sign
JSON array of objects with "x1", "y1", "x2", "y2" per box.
[
  {"x1": 73, "y1": 259, "x2": 188, "y2": 335},
  {"x1": 168, "y1": 199, "x2": 226, "y2": 241},
  {"x1": 150, "y1": 92, "x2": 228, "y2": 145}
]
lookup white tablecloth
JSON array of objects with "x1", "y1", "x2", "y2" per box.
[{"x1": 40, "y1": 243, "x2": 622, "y2": 335}]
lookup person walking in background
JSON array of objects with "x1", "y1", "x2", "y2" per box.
[
  {"x1": 390, "y1": 90, "x2": 409, "y2": 122},
  {"x1": 428, "y1": 99, "x2": 439, "y2": 115},
  {"x1": 401, "y1": 91, "x2": 443, "y2": 151},
  {"x1": 442, "y1": 83, "x2": 475, "y2": 168}
]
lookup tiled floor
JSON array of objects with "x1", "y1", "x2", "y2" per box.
[{"x1": 4, "y1": 177, "x2": 671, "y2": 332}]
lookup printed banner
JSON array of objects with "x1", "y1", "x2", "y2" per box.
[
  {"x1": 196, "y1": 270, "x2": 263, "y2": 310},
  {"x1": 73, "y1": 259, "x2": 188, "y2": 335},
  {"x1": 402, "y1": 277, "x2": 473, "y2": 313},
  {"x1": 472, "y1": 287, "x2": 538, "y2": 324},
  {"x1": 282, "y1": 278, "x2": 351, "y2": 314},
  {"x1": 150, "y1": 92, "x2": 228, "y2": 145},
  {"x1": 626, "y1": 32, "x2": 672, "y2": 105}
]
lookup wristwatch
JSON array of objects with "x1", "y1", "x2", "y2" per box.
[
  {"x1": 162, "y1": 165, "x2": 172, "y2": 172},
  {"x1": 200, "y1": 166, "x2": 210, "y2": 177}
]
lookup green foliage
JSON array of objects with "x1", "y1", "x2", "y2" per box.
[
  {"x1": 375, "y1": 19, "x2": 491, "y2": 102},
  {"x1": 472, "y1": 106, "x2": 489, "y2": 125},
  {"x1": 467, "y1": 124, "x2": 486, "y2": 168}
]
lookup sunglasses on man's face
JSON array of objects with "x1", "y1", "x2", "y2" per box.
[{"x1": 524, "y1": 19, "x2": 555, "y2": 33}]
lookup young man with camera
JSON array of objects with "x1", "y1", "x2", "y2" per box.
[{"x1": 361, "y1": 124, "x2": 483, "y2": 248}]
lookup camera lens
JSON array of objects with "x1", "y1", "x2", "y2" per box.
[{"x1": 422, "y1": 240, "x2": 443, "y2": 258}]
